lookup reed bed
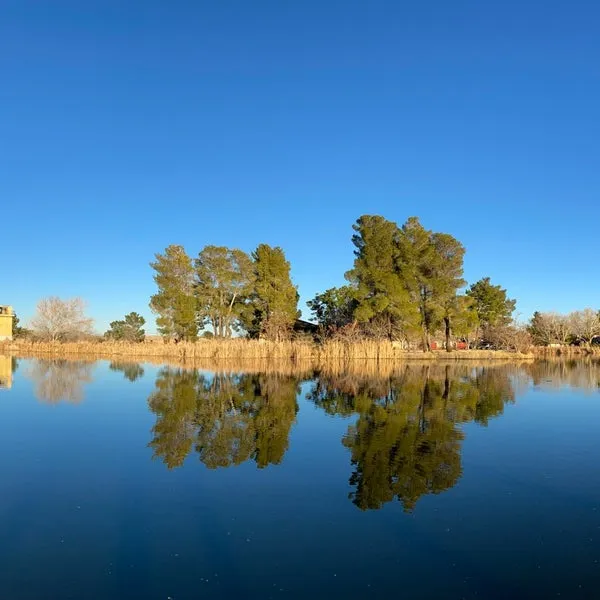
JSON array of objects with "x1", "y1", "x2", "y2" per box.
[
  {"x1": 3, "y1": 339, "x2": 534, "y2": 368},
  {"x1": 532, "y1": 346, "x2": 600, "y2": 358}
]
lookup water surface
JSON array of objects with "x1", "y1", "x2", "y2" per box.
[{"x1": 1, "y1": 356, "x2": 599, "y2": 599}]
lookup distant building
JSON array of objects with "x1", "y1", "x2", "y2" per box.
[
  {"x1": 293, "y1": 319, "x2": 319, "y2": 338},
  {"x1": 0, "y1": 305, "x2": 14, "y2": 341}
]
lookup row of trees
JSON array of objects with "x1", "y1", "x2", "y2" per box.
[
  {"x1": 150, "y1": 243, "x2": 299, "y2": 341},
  {"x1": 19, "y1": 215, "x2": 599, "y2": 351},
  {"x1": 529, "y1": 309, "x2": 600, "y2": 347},
  {"x1": 148, "y1": 215, "x2": 517, "y2": 348}
]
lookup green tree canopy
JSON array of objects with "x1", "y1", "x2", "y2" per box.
[
  {"x1": 307, "y1": 285, "x2": 357, "y2": 332},
  {"x1": 150, "y1": 245, "x2": 198, "y2": 341},
  {"x1": 346, "y1": 215, "x2": 419, "y2": 340},
  {"x1": 397, "y1": 218, "x2": 466, "y2": 350},
  {"x1": 241, "y1": 244, "x2": 300, "y2": 340},
  {"x1": 105, "y1": 312, "x2": 146, "y2": 342},
  {"x1": 194, "y1": 245, "x2": 255, "y2": 337},
  {"x1": 466, "y1": 277, "x2": 516, "y2": 329}
]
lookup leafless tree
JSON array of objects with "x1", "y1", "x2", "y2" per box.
[
  {"x1": 487, "y1": 322, "x2": 532, "y2": 353},
  {"x1": 568, "y1": 308, "x2": 600, "y2": 347},
  {"x1": 533, "y1": 312, "x2": 571, "y2": 345},
  {"x1": 29, "y1": 297, "x2": 94, "y2": 341}
]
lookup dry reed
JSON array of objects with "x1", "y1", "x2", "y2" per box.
[{"x1": 2, "y1": 339, "x2": 534, "y2": 372}]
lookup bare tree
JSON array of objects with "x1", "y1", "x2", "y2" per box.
[
  {"x1": 487, "y1": 322, "x2": 532, "y2": 353},
  {"x1": 30, "y1": 297, "x2": 94, "y2": 341},
  {"x1": 568, "y1": 308, "x2": 600, "y2": 347},
  {"x1": 531, "y1": 312, "x2": 571, "y2": 345}
]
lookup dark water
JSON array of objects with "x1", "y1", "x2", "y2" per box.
[{"x1": 1, "y1": 356, "x2": 599, "y2": 599}]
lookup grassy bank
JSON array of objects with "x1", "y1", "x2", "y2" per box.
[{"x1": 2, "y1": 339, "x2": 534, "y2": 364}]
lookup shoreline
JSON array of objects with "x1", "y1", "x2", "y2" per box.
[
  {"x1": 3, "y1": 340, "x2": 599, "y2": 367},
  {"x1": 1, "y1": 339, "x2": 538, "y2": 361}
]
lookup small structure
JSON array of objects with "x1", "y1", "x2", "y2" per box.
[
  {"x1": 293, "y1": 319, "x2": 319, "y2": 339},
  {"x1": 0, "y1": 305, "x2": 14, "y2": 341}
]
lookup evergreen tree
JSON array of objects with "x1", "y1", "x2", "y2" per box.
[
  {"x1": 105, "y1": 312, "x2": 146, "y2": 342},
  {"x1": 307, "y1": 285, "x2": 357, "y2": 331},
  {"x1": 241, "y1": 244, "x2": 300, "y2": 340},
  {"x1": 346, "y1": 215, "x2": 418, "y2": 340},
  {"x1": 397, "y1": 217, "x2": 465, "y2": 350},
  {"x1": 194, "y1": 245, "x2": 255, "y2": 337},
  {"x1": 150, "y1": 245, "x2": 198, "y2": 341},
  {"x1": 466, "y1": 277, "x2": 516, "y2": 329}
]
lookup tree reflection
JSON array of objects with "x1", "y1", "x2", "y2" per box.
[
  {"x1": 147, "y1": 368, "x2": 299, "y2": 469},
  {"x1": 109, "y1": 361, "x2": 145, "y2": 382},
  {"x1": 26, "y1": 359, "x2": 95, "y2": 404},
  {"x1": 308, "y1": 364, "x2": 516, "y2": 511}
]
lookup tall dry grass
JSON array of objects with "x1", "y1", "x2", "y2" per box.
[{"x1": 2, "y1": 339, "x2": 534, "y2": 370}]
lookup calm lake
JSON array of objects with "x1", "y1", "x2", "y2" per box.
[{"x1": 1, "y1": 356, "x2": 599, "y2": 599}]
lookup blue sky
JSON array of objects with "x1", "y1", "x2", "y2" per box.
[{"x1": 2, "y1": 0, "x2": 599, "y2": 333}]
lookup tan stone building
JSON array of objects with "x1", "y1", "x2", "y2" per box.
[{"x1": 0, "y1": 305, "x2": 14, "y2": 341}]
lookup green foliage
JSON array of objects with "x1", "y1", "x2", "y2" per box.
[
  {"x1": 194, "y1": 245, "x2": 255, "y2": 337},
  {"x1": 241, "y1": 244, "x2": 300, "y2": 340},
  {"x1": 307, "y1": 285, "x2": 357, "y2": 331},
  {"x1": 11, "y1": 313, "x2": 29, "y2": 339},
  {"x1": 528, "y1": 311, "x2": 548, "y2": 346},
  {"x1": 150, "y1": 245, "x2": 198, "y2": 341},
  {"x1": 346, "y1": 215, "x2": 465, "y2": 347},
  {"x1": 346, "y1": 215, "x2": 419, "y2": 339},
  {"x1": 466, "y1": 277, "x2": 516, "y2": 329},
  {"x1": 398, "y1": 218, "x2": 466, "y2": 349},
  {"x1": 105, "y1": 312, "x2": 146, "y2": 342}
]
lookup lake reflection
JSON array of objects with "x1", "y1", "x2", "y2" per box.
[
  {"x1": 3, "y1": 357, "x2": 600, "y2": 599},
  {"x1": 148, "y1": 369, "x2": 299, "y2": 469}
]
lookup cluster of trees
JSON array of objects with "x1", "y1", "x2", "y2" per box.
[
  {"x1": 150, "y1": 244, "x2": 299, "y2": 341},
  {"x1": 308, "y1": 215, "x2": 516, "y2": 350},
  {"x1": 529, "y1": 308, "x2": 600, "y2": 347},
  {"x1": 147, "y1": 215, "x2": 516, "y2": 349}
]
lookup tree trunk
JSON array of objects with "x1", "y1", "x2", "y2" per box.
[
  {"x1": 444, "y1": 316, "x2": 452, "y2": 352},
  {"x1": 422, "y1": 325, "x2": 430, "y2": 352}
]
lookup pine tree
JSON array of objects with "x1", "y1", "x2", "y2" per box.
[
  {"x1": 105, "y1": 312, "x2": 146, "y2": 342},
  {"x1": 150, "y1": 245, "x2": 198, "y2": 341},
  {"x1": 241, "y1": 244, "x2": 300, "y2": 340},
  {"x1": 466, "y1": 277, "x2": 516, "y2": 329},
  {"x1": 346, "y1": 215, "x2": 418, "y2": 340}
]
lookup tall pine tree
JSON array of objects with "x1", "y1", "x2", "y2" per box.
[{"x1": 150, "y1": 245, "x2": 198, "y2": 341}]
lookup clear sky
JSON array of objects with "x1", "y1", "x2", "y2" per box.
[{"x1": 2, "y1": 0, "x2": 599, "y2": 333}]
